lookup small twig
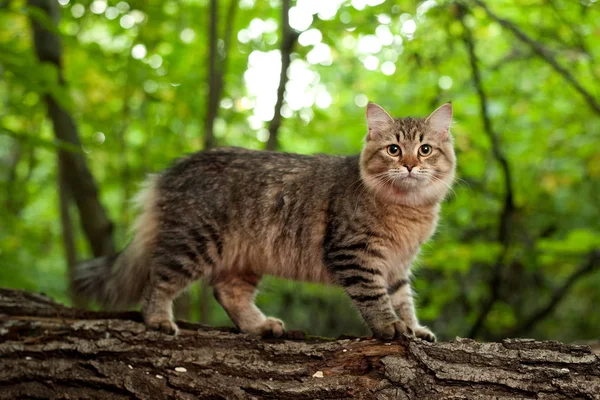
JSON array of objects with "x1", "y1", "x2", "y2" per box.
[
  {"x1": 488, "y1": 48, "x2": 532, "y2": 71},
  {"x1": 265, "y1": 0, "x2": 299, "y2": 151}
]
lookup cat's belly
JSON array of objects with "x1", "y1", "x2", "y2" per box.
[{"x1": 263, "y1": 252, "x2": 331, "y2": 284}]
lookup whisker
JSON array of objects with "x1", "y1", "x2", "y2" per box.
[{"x1": 416, "y1": 170, "x2": 457, "y2": 196}]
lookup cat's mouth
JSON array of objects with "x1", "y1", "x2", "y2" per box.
[
  {"x1": 395, "y1": 172, "x2": 424, "y2": 181},
  {"x1": 389, "y1": 173, "x2": 426, "y2": 191}
]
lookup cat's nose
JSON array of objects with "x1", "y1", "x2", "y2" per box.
[{"x1": 404, "y1": 164, "x2": 415, "y2": 172}]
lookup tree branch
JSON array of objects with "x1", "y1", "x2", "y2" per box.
[
  {"x1": 500, "y1": 250, "x2": 600, "y2": 340},
  {"x1": 489, "y1": 48, "x2": 533, "y2": 71},
  {"x1": 458, "y1": 5, "x2": 516, "y2": 339},
  {"x1": 471, "y1": 0, "x2": 600, "y2": 115},
  {"x1": 265, "y1": 0, "x2": 298, "y2": 151},
  {"x1": 1, "y1": 288, "x2": 599, "y2": 399}
]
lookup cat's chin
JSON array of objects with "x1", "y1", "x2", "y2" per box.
[
  {"x1": 388, "y1": 185, "x2": 431, "y2": 206},
  {"x1": 366, "y1": 178, "x2": 448, "y2": 207}
]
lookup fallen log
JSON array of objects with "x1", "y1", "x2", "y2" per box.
[{"x1": 0, "y1": 288, "x2": 598, "y2": 399}]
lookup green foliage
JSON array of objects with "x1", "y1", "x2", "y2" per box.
[{"x1": 1, "y1": 0, "x2": 599, "y2": 341}]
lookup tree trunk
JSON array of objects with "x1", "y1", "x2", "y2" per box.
[
  {"x1": 28, "y1": 0, "x2": 115, "y2": 259},
  {"x1": 265, "y1": 0, "x2": 298, "y2": 151},
  {"x1": 0, "y1": 288, "x2": 598, "y2": 399}
]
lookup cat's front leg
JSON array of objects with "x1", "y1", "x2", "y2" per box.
[
  {"x1": 330, "y1": 265, "x2": 412, "y2": 340},
  {"x1": 388, "y1": 277, "x2": 436, "y2": 342}
]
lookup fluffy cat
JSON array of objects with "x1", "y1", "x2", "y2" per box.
[{"x1": 74, "y1": 102, "x2": 455, "y2": 341}]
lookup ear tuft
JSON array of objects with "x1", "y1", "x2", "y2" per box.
[
  {"x1": 426, "y1": 103, "x2": 453, "y2": 139},
  {"x1": 366, "y1": 102, "x2": 393, "y2": 141}
]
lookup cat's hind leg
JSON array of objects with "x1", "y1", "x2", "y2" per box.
[
  {"x1": 142, "y1": 234, "x2": 211, "y2": 335},
  {"x1": 142, "y1": 267, "x2": 196, "y2": 335},
  {"x1": 142, "y1": 259, "x2": 202, "y2": 335},
  {"x1": 213, "y1": 273, "x2": 284, "y2": 338}
]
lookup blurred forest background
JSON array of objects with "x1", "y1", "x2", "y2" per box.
[{"x1": 1, "y1": 0, "x2": 599, "y2": 342}]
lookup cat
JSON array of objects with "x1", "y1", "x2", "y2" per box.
[{"x1": 74, "y1": 102, "x2": 455, "y2": 341}]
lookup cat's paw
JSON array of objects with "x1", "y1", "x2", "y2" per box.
[
  {"x1": 414, "y1": 325, "x2": 436, "y2": 342},
  {"x1": 250, "y1": 317, "x2": 285, "y2": 338},
  {"x1": 146, "y1": 317, "x2": 179, "y2": 335},
  {"x1": 372, "y1": 320, "x2": 414, "y2": 340}
]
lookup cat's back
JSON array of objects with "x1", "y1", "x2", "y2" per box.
[
  {"x1": 165, "y1": 147, "x2": 341, "y2": 180},
  {"x1": 155, "y1": 147, "x2": 359, "y2": 218},
  {"x1": 158, "y1": 147, "x2": 358, "y2": 193}
]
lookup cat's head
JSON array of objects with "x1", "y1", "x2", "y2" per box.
[{"x1": 359, "y1": 102, "x2": 456, "y2": 206}]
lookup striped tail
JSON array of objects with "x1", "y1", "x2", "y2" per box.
[
  {"x1": 73, "y1": 175, "x2": 160, "y2": 308},
  {"x1": 73, "y1": 249, "x2": 147, "y2": 308}
]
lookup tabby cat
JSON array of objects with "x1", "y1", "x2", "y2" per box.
[{"x1": 74, "y1": 102, "x2": 455, "y2": 341}]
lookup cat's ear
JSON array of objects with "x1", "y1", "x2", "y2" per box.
[
  {"x1": 366, "y1": 102, "x2": 393, "y2": 141},
  {"x1": 426, "y1": 102, "x2": 453, "y2": 139}
]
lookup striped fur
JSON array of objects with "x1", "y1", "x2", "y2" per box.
[{"x1": 73, "y1": 103, "x2": 455, "y2": 340}]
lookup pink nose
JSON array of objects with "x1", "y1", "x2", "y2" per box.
[{"x1": 405, "y1": 164, "x2": 414, "y2": 172}]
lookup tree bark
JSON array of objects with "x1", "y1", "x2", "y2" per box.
[{"x1": 0, "y1": 288, "x2": 598, "y2": 399}]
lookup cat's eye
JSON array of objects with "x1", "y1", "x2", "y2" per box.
[
  {"x1": 387, "y1": 144, "x2": 401, "y2": 157},
  {"x1": 419, "y1": 144, "x2": 432, "y2": 156}
]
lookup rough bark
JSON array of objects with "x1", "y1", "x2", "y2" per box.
[{"x1": 1, "y1": 288, "x2": 598, "y2": 399}]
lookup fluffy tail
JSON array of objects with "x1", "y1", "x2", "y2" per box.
[
  {"x1": 73, "y1": 175, "x2": 160, "y2": 308},
  {"x1": 72, "y1": 249, "x2": 147, "y2": 308}
]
